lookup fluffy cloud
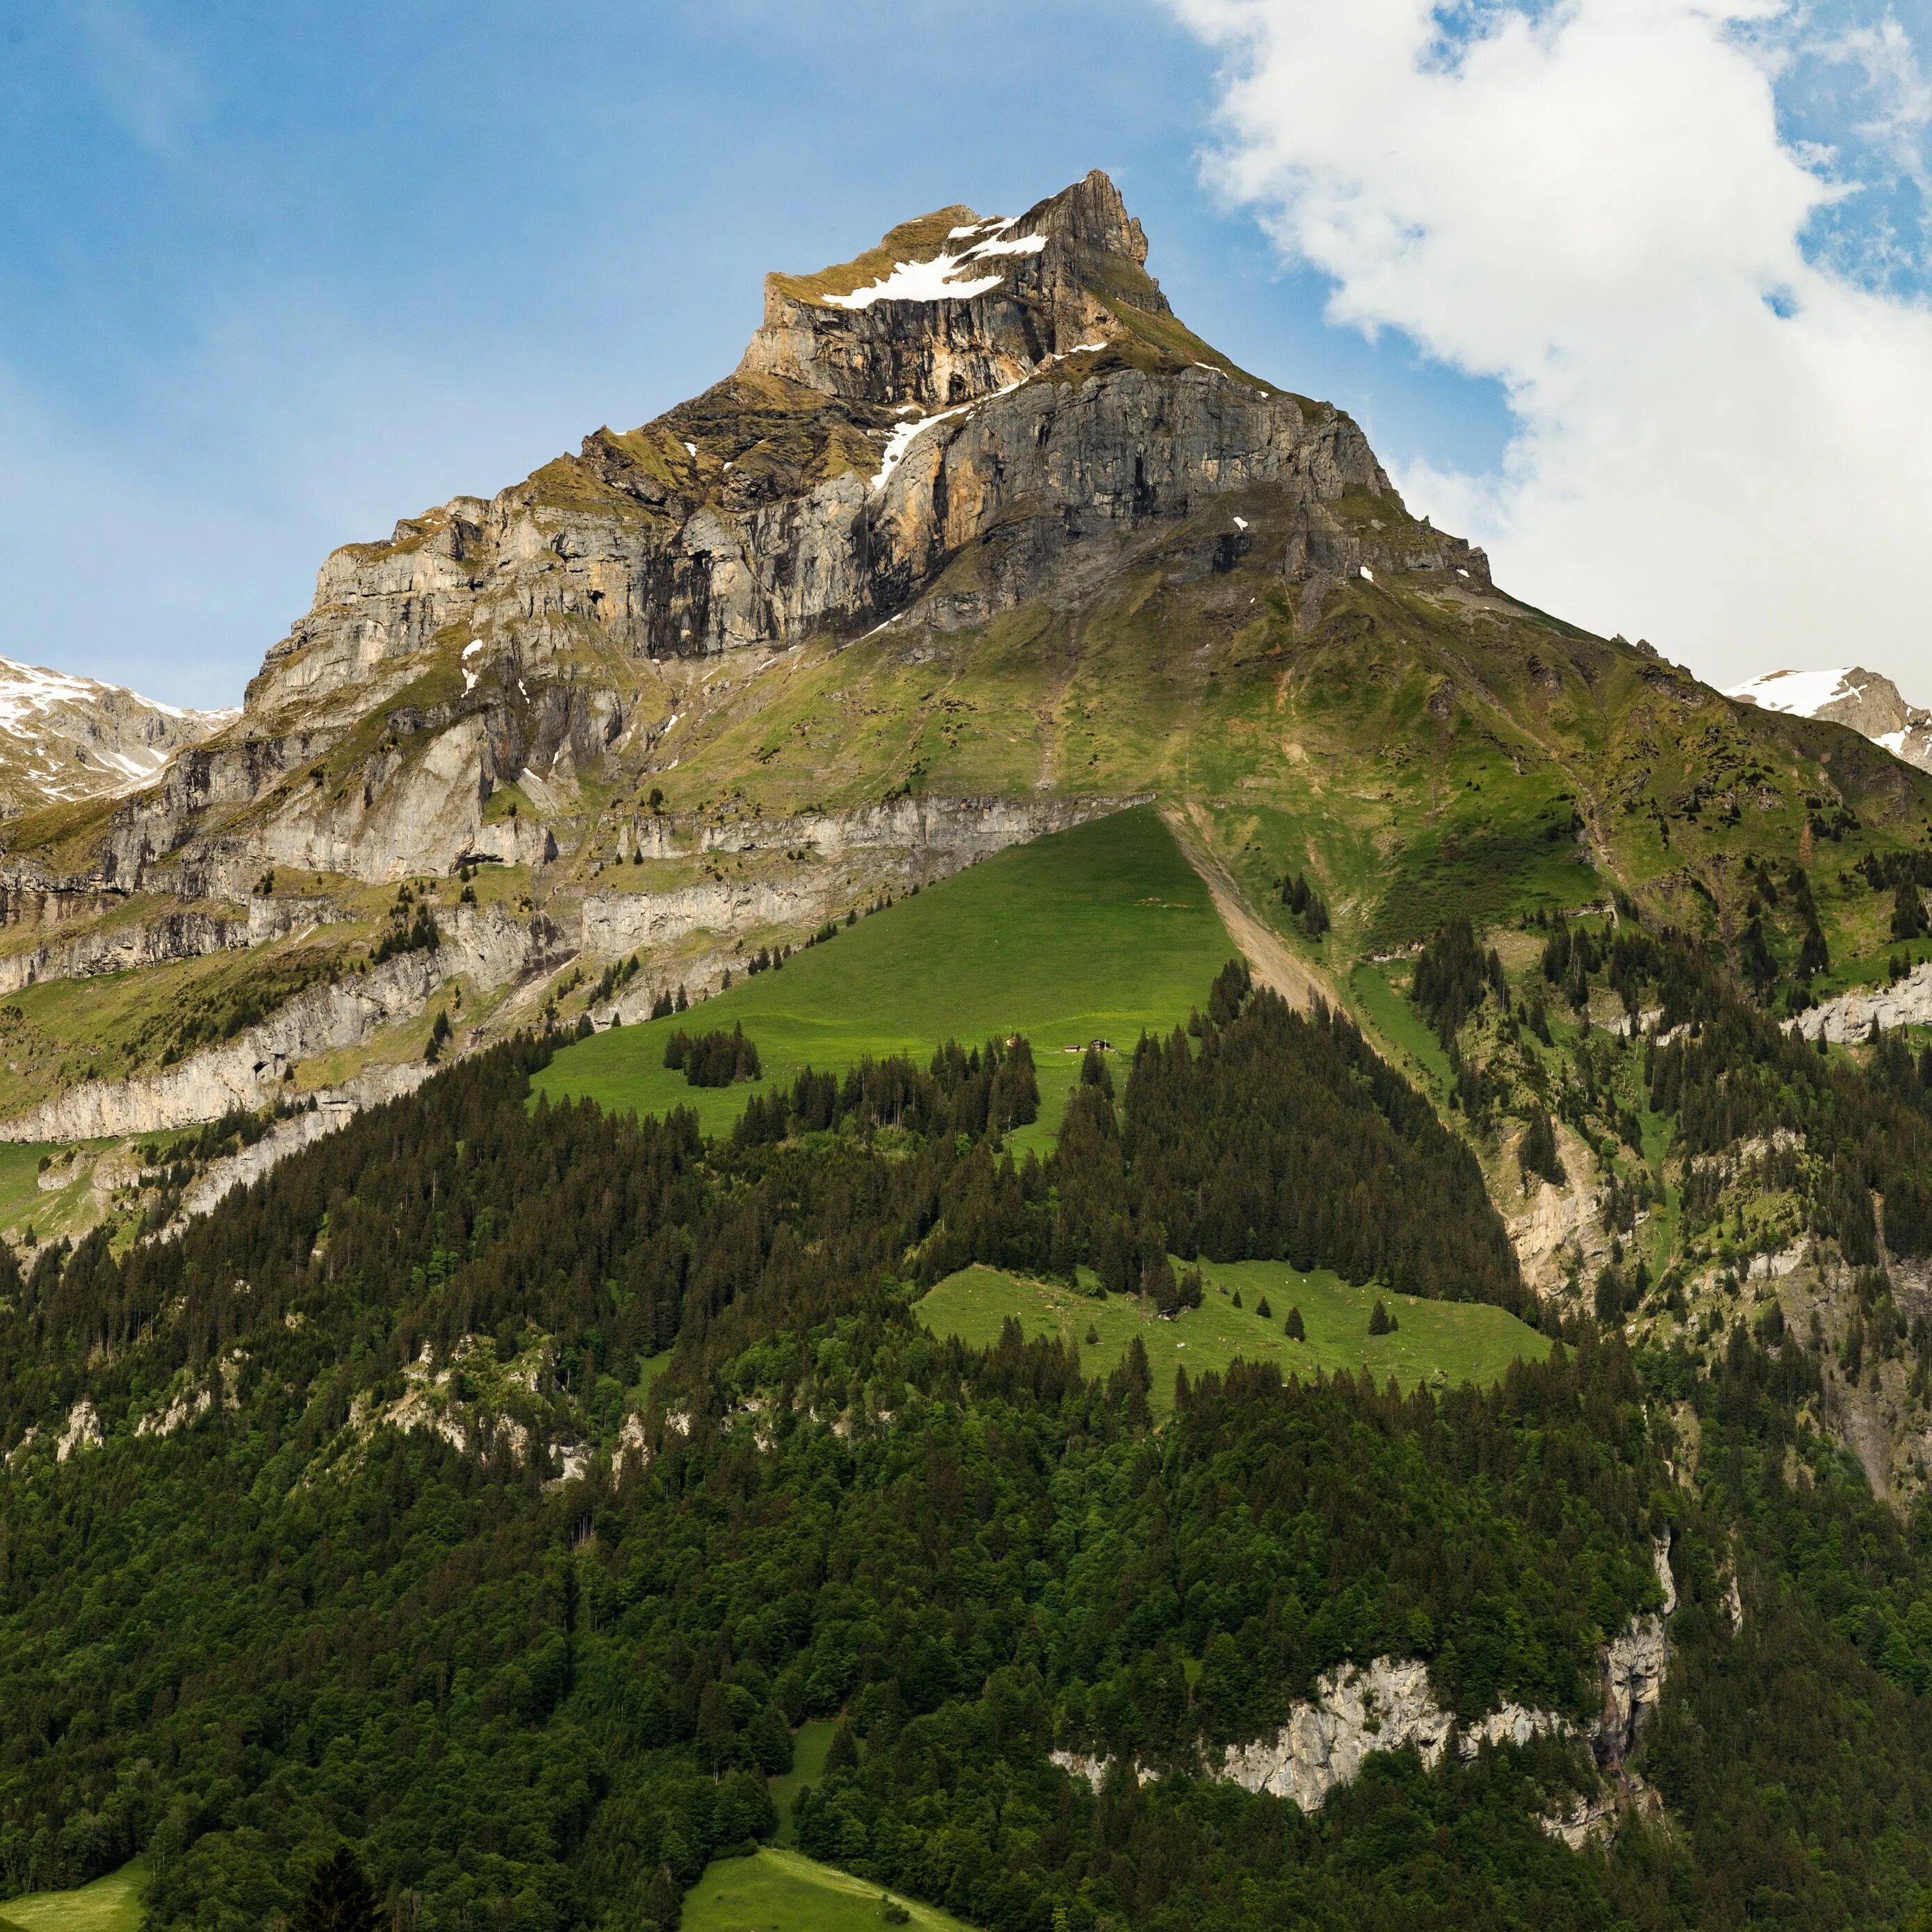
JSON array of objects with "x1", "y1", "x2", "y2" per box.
[{"x1": 1172, "y1": 0, "x2": 1932, "y2": 691}]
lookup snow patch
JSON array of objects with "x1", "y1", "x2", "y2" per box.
[
  {"x1": 1233, "y1": 516, "x2": 1249, "y2": 531},
  {"x1": 963, "y1": 231, "x2": 1046, "y2": 260},
  {"x1": 822, "y1": 224, "x2": 1040, "y2": 311},
  {"x1": 824, "y1": 255, "x2": 1006, "y2": 309},
  {"x1": 1725, "y1": 666, "x2": 1859, "y2": 717},
  {"x1": 871, "y1": 404, "x2": 971, "y2": 490},
  {"x1": 1359, "y1": 564, "x2": 1375, "y2": 584}
]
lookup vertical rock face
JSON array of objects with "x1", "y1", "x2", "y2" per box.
[
  {"x1": 1215, "y1": 1658, "x2": 1566, "y2": 1812},
  {"x1": 238, "y1": 167, "x2": 1405, "y2": 732},
  {"x1": 1793, "y1": 957, "x2": 1932, "y2": 1043}
]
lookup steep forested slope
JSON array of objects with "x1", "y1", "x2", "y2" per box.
[{"x1": 5, "y1": 949, "x2": 1932, "y2": 1932}]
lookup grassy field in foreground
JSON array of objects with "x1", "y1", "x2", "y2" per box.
[
  {"x1": 0, "y1": 1862, "x2": 147, "y2": 1932},
  {"x1": 917, "y1": 1261, "x2": 1550, "y2": 1416},
  {"x1": 685, "y1": 1847, "x2": 975, "y2": 1932},
  {"x1": 533, "y1": 805, "x2": 1234, "y2": 1147}
]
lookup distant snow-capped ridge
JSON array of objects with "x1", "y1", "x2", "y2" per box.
[
  {"x1": 0, "y1": 655, "x2": 235, "y2": 814},
  {"x1": 1726, "y1": 666, "x2": 1932, "y2": 776}
]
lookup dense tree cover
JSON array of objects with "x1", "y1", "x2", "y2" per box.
[
  {"x1": 1122, "y1": 967, "x2": 1523, "y2": 1309},
  {"x1": 1644, "y1": 974, "x2": 1932, "y2": 1259},
  {"x1": 290, "y1": 1847, "x2": 382, "y2": 1932},
  {"x1": 10, "y1": 946, "x2": 1932, "y2": 1932},
  {"x1": 0, "y1": 1109, "x2": 1662, "y2": 1932},
  {"x1": 0, "y1": 1002, "x2": 1639, "y2": 1932}
]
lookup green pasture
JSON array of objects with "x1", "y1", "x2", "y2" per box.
[
  {"x1": 771, "y1": 1718, "x2": 838, "y2": 1847},
  {"x1": 0, "y1": 1862, "x2": 147, "y2": 1932},
  {"x1": 533, "y1": 805, "x2": 1234, "y2": 1145},
  {"x1": 684, "y1": 1847, "x2": 974, "y2": 1932},
  {"x1": 917, "y1": 1260, "x2": 1550, "y2": 1417}
]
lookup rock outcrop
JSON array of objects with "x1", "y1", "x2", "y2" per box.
[
  {"x1": 1792, "y1": 958, "x2": 1932, "y2": 1045},
  {"x1": 0, "y1": 894, "x2": 340, "y2": 995},
  {"x1": 1057, "y1": 1538, "x2": 1680, "y2": 1843},
  {"x1": 56, "y1": 1399, "x2": 103, "y2": 1461},
  {"x1": 585, "y1": 794, "x2": 1142, "y2": 959},
  {"x1": 0, "y1": 904, "x2": 562, "y2": 1143},
  {"x1": 1214, "y1": 1659, "x2": 1567, "y2": 1812}
]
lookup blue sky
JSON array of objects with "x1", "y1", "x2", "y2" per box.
[{"x1": 1, "y1": 0, "x2": 1927, "y2": 707}]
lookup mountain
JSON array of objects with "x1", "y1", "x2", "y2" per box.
[
  {"x1": 2, "y1": 169, "x2": 1930, "y2": 1165},
  {"x1": 0, "y1": 655, "x2": 229, "y2": 819},
  {"x1": 10, "y1": 171, "x2": 1932, "y2": 1932},
  {"x1": 1728, "y1": 665, "x2": 1932, "y2": 773}
]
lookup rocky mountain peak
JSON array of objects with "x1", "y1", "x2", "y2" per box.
[
  {"x1": 11, "y1": 169, "x2": 1491, "y2": 896},
  {"x1": 1032, "y1": 167, "x2": 1152, "y2": 265},
  {"x1": 739, "y1": 169, "x2": 1172, "y2": 412}
]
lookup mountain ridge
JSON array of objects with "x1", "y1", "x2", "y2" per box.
[{"x1": 1728, "y1": 664, "x2": 1932, "y2": 773}]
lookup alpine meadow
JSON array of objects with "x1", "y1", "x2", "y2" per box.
[{"x1": 8, "y1": 163, "x2": 1932, "y2": 1932}]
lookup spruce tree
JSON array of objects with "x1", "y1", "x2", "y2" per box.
[{"x1": 290, "y1": 1846, "x2": 381, "y2": 1932}]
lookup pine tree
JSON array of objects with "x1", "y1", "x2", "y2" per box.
[
  {"x1": 1520, "y1": 1108, "x2": 1564, "y2": 1187},
  {"x1": 1284, "y1": 1307, "x2": 1305, "y2": 1341},
  {"x1": 291, "y1": 1846, "x2": 381, "y2": 1932},
  {"x1": 1368, "y1": 1299, "x2": 1396, "y2": 1336}
]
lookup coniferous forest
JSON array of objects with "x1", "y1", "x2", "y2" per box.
[{"x1": 6, "y1": 961, "x2": 1932, "y2": 1932}]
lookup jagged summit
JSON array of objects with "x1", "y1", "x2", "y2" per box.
[{"x1": 743, "y1": 170, "x2": 1181, "y2": 411}]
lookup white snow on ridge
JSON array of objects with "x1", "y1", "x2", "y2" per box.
[
  {"x1": 822, "y1": 223, "x2": 1042, "y2": 310},
  {"x1": 824, "y1": 256, "x2": 1006, "y2": 309},
  {"x1": 0, "y1": 654, "x2": 230, "y2": 799},
  {"x1": 963, "y1": 232, "x2": 1047, "y2": 261},
  {"x1": 0, "y1": 655, "x2": 101, "y2": 728},
  {"x1": 1726, "y1": 667, "x2": 1860, "y2": 717}
]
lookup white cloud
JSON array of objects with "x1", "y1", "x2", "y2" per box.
[{"x1": 1172, "y1": 0, "x2": 1932, "y2": 694}]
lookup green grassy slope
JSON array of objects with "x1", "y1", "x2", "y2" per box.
[
  {"x1": 917, "y1": 1261, "x2": 1550, "y2": 1417},
  {"x1": 534, "y1": 805, "x2": 1234, "y2": 1139},
  {"x1": 685, "y1": 1848, "x2": 975, "y2": 1932},
  {"x1": 771, "y1": 1719, "x2": 837, "y2": 1847},
  {"x1": 0, "y1": 1863, "x2": 147, "y2": 1932}
]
